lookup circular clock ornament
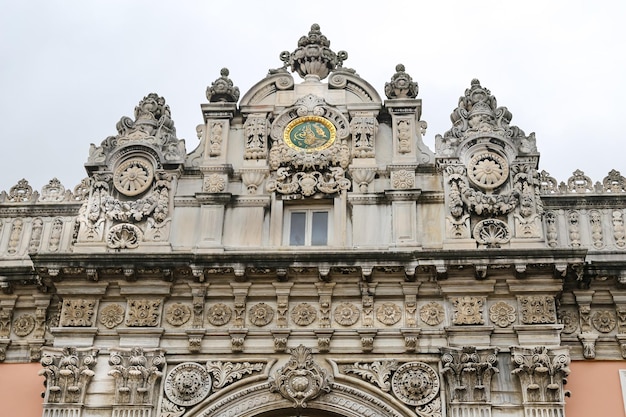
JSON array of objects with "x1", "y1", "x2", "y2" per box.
[
  {"x1": 283, "y1": 116, "x2": 336, "y2": 151},
  {"x1": 113, "y1": 158, "x2": 154, "y2": 196}
]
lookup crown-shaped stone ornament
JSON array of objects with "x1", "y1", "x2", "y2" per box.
[
  {"x1": 87, "y1": 93, "x2": 186, "y2": 167},
  {"x1": 385, "y1": 64, "x2": 418, "y2": 99},
  {"x1": 281, "y1": 24, "x2": 347, "y2": 80},
  {"x1": 206, "y1": 68, "x2": 240, "y2": 103}
]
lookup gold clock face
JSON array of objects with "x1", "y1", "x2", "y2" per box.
[{"x1": 283, "y1": 116, "x2": 336, "y2": 151}]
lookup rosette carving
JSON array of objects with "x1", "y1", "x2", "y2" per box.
[
  {"x1": 248, "y1": 303, "x2": 274, "y2": 327},
  {"x1": 391, "y1": 362, "x2": 440, "y2": 407},
  {"x1": 489, "y1": 301, "x2": 516, "y2": 328},
  {"x1": 376, "y1": 303, "x2": 402, "y2": 325},
  {"x1": 113, "y1": 158, "x2": 154, "y2": 196},
  {"x1": 334, "y1": 302, "x2": 360, "y2": 326},
  {"x1": 164, "y1": 362, "x2": 211, "y2": 407},
  {"x1": 419, "y1": 302, "x2": 445, "y2": 326},
  {"x1": 13, "y1": 314, "x2": 35, "y2": 337},
  {"x1": 99, "y1": 304, "x2": 125, "y2": 329},
  {"x1": 291, "y1": 303, "x2": 317, "y2": 326},
  {"x1": 467, "y1": 152, "x2": 509, "y2": 191},
  {"x1": 207, "y1": 303, "x2": 232, "y2": 326},
  {"x1": 165, "y1": 303, "x2": 191, "y2": 327}
]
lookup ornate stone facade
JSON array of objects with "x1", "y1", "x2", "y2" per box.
[{"x1": 0, "y1": 23, "x2": 625, "y2": 417}]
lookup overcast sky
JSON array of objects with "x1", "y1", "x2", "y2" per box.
[{"x1": 1, "y1": 1, "x2": 624, "y2": 194}]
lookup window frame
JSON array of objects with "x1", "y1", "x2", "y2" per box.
[{"x1": 283, "y1": 205, "x2": 333, "y2": 247}]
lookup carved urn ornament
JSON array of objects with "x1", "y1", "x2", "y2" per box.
[{"x1": 281, "y1": 24, "x2": 347, "y2": 80}]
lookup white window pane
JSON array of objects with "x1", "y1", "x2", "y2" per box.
[
  {"x1": 311, "y1": 211, "x2": 328, "y2": 246},
  {"x1": 290, "y1": 212, "x2": 306, "y2": 245}
]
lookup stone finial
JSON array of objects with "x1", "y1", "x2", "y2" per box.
[
  {"x1": 435, "y1": 79, "x2": 534, "y2": 157},
  {"x1": 384, "y1": 64, "x2": 418, "y2": 99},
  {"x1": 87, "y1": 93, "x2": 186, "y2": 166},
  {"x1": 206, "y1": 68, "x2": 240, "y2": 103},
  {"x1": 281, "y1": 24, "x2": 347, "y2": 80}
]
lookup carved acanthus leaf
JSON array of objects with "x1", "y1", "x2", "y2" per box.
[
  {"x1": 342, "y1": 360, "x2": 398, "y2": 392},
  {"x1": 206, "y1": 361, "x2": 264, "y2": 389}
]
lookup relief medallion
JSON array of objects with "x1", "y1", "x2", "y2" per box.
[{"x1": 284, "y1": 116, "x2": 336, "y2": 151}]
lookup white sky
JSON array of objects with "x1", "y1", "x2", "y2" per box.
[{"x1": 1, "y1": 0, "x2": 625, "y2": 194}]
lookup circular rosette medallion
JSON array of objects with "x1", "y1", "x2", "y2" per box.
[
  {"x1": 391, "y1": 362, "x2": 440, "y2": 406},
  {"x1": 113, "y1": 158, "x2": 154, "y2": 196},
  {"x1": 284, "y1": 116, "x2": 336, "y2": 151},
  {"x1": 467, "y1": 151, "x2": 509, "y2": 191},
  {"x1": 164, "y1": 362, "x2": 212, "y2": 407}
]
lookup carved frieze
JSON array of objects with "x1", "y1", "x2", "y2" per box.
[
  {"x1": 48, "y1": 218, "x2": 63, "y2": 252},
  {"x1": 545, "y1": 211, "x2": 559, "y2": 247}
]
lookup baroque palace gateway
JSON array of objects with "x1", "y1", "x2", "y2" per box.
[{"x1": 0, "y1": 24, "x2": 625, "y2": 417}]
